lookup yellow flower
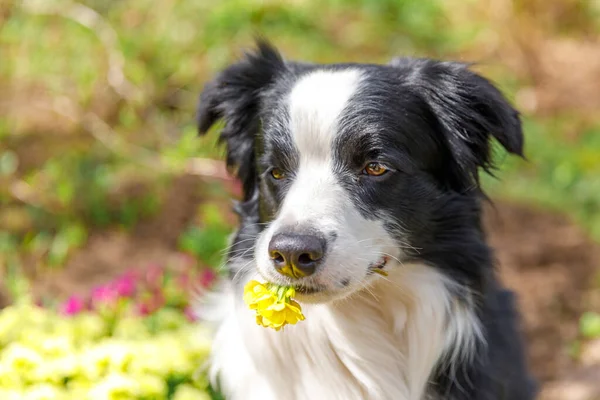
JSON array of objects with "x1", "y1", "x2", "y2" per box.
[
  {"x1": 176, "y1": 326, "x2": 212, "y2": 365},
  {"x1": 134, "y1": 374, "x2": 166, "y2": 398},
  {"x1": 243, "y1": 280, "x2": 276, "y2": 310},
  {"x1": 0, "y1": 301, "x2": 219, "y2": 397},
  {"x1": 0, "y1": 389, "x2": 24, "y2": 400},
  {"x1": 29, "y1": 334, "x2": 74, "y2": 358},
  {"x1": 243, "y1": 280, "x2": 305, "y2": 331},
  {"x1": 129, "y1": 335, "x2": 193, "y2": 377},
  {"x1": 72, "y1": 313, "x2": 106, "y2": 342},
  {"x1": 112, "y1": 317, "x2": 151, "y2": 340},
  {"x1": 172, "y1": 384, "x2": 212, "y2": 400},
  {"x1": 22, "y1": 384, "x2": 67, "y2": 400},
  {"x1": 2, "y1": 343, "x2": 43, "y2": 374},
  {"x1": 0, "y1": 306, "x2": 22, "y2": 346},
  {"x1": 32, "y1": 354, "x2": 79, "y2": 384},
  {"x1": 87, "y1": 373, "x2": 137, "y2": 400},
  {"x1": 0, "y1": 362, "x2": 24, "y2": 389},
  {"x1": 65, "y1": 379, "x2": 93, "y2": 398}
]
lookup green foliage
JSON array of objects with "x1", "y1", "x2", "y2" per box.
[
  {"x1": 178, "y1": 204, "x2": 231, "y2": 268},
  {"x1": 483, "y1": 118, "x2": 600, "y2": 240},
  {"x1": 580, "y1": 312, "x2": 600, "y2": 339},
  {"x1": 0, "y1": 151, "x2": 18, "y2": 175}
]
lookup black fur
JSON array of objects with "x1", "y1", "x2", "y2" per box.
[
  {"x1": 197, "y1": 40, "x2": 286, "y2": 201},
  {"x1": 197, "y1": 40, "x2": 537, "y2": 399}
]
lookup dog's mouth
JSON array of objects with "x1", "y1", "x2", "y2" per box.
[
  {"x1": 292, "y1": 256, "x2": 390, "y2": 298},
  {"x1": 294, "y1": 285, "x2": 324, "y2": 295},
  {"x1": 368, "y1": 256, "x2": 389, "y2": 276}
]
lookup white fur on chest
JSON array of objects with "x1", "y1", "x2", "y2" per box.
[{"x1": 202, "y1": 264, "x2": 481, "y2": 400}]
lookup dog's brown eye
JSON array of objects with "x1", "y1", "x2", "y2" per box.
[
  {"x1": 270, "y1": 168, "x2": 285, "y2": 180},
  {"x1": 363, "y1": 162, "x2": 388, "y2": 176}
]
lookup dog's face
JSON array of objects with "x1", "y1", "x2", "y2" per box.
[{"x1": 198, "y1": 41, "x2": 523, "y2": 302}]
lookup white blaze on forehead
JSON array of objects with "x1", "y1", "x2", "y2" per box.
[
  {"x1": 277, "y1": 69, "x2": 362, "y2": 225},
  {"x1": 288, "y1": 69, "x2": 362, "y2": 159}
]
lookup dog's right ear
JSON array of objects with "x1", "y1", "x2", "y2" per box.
[{"x1": 197, "y1": 40, "x2": 286, "y2": 200}]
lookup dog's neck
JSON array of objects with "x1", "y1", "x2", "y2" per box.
[{"x1": 204, "y1": 263, "x2": 482, "y2": 400}]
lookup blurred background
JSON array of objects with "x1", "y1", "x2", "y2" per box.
[{"x1": 1, "y1": 0, "x2": 599, "y2": 398}]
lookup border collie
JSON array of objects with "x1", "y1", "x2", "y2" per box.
[{"x1": 196, "y1": 40, "x2": 537, "y2": 400}]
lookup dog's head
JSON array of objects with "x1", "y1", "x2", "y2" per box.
[{"x1": 198, "y1": 40, "x2": 523, "y2": 302}]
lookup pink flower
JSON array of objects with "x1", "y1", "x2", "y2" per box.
[
  {"x1": 91, "y1": 285, "x2": 118, "y2": 308},
  {"x1": 199, "y1": 269, "x2": 217, "y2": 288},
  {"x1": 113, "y1": 273, "x2": 137, "y2": 298},
  {"x1": 60, "y1": 295, "x2": 85, "y2": 316}
]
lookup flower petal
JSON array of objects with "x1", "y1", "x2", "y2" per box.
[{"x1": 244, "y1": 281, "x2": 305, "y2": 331}]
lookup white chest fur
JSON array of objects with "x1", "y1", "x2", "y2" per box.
[{"x1": 202, "y1": 265, "x2": 481, "y2": 400}]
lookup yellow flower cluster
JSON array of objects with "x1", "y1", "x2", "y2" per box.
[
  {"x1": 0, "y1": 303, "x2": 213, "y2": 399},
  {"x1": 243, "y1": 280, "x2": 305, "y2": 331}
]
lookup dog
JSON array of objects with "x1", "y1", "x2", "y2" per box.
[{"x1": 196, "y1": 40, "x2": 537, "y2": 400}]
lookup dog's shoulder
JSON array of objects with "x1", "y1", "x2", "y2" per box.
[{"x1": 431, "y1": 286, "x2": 538, "y2": 400}]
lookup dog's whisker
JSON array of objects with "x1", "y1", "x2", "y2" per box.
[
  {"x1": 334, "y1": 261, "x2": 379, "y2": 302},
  {"x1": 234, "y1": 221, "x2": 269, "y2": 230},
  {"x1": 231, "y1": 259, "x2": 255, "y2": 283},
  {"x1": 355, "y1": 278, "x2": 379, "y2": 302},
  {"x1": 360, "y1": 243, "x2": 421, "y2": 253},
  {"x1": 364, "y1": 241, "x2": 421, "y2": 250},
  {"x1": 354, "y1": 238, "x2": 377, "y2": 245},
  {"x1": 225, "y1": 246, "x2": 256, "y2": 258},
  {"x1": 219, "y1": 238, "x2": 258, "y2": 255}
]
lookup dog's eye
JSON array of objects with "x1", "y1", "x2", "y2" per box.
[
  {"x1": 270, "y1": 168, "x2": 286, "y2": 180},
  {"x1": 363, "y1": 162, "x2": 388, "y2": 176}
]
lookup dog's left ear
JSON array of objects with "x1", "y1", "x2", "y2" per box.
[
  {"x1": 391, "y1": 58, "x2": 524, "y2": 190},
  {"x1": 197, "y1": 40, "x2": 286, "y2": 200}
]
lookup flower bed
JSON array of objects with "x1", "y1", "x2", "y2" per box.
[{"x1": 0, "y1": 263, "x2": 220, "y2": 400}]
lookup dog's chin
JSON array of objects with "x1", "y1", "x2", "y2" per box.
[{"x1": 254, "y1": 274, "x2": 354, "y2": 304}]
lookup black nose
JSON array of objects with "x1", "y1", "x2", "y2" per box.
[{"x1": 268, "y1": 233, "x2": 326, "y2": 278}]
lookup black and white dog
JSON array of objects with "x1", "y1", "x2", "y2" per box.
[{"x1": 196, "y1": 40, "x2": 537, "y2": 400}]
